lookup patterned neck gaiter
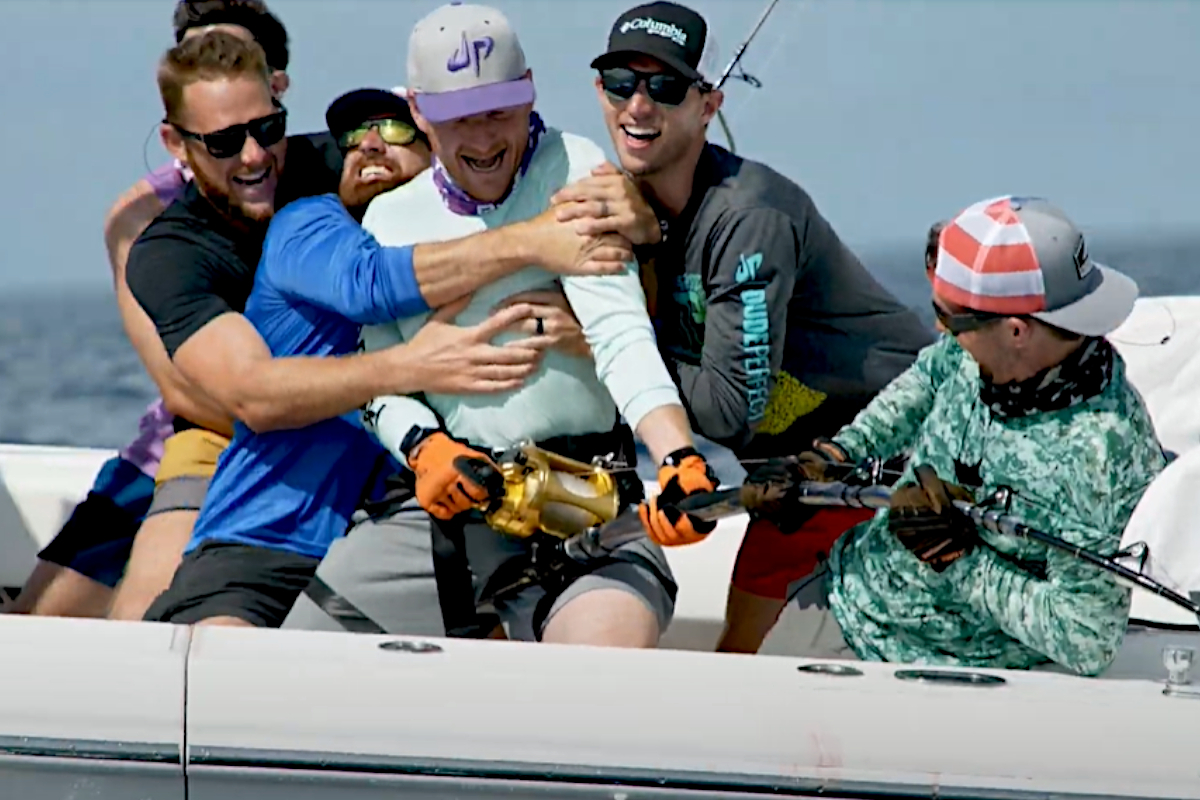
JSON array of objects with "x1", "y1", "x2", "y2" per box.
[
  {"x1": 431, "y1": 111, "x2": 547, "y2": 216},
  {"x1": 981, "y1": 336, "x2": 1114, "y2": 419}
]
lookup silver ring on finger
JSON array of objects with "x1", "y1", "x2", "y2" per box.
[
  {"x1": 599, "y1": 199, "x2": 609, "y2": 218},
  {"x1": 535, "y1": 317, "x2": 545, "y2": 335}
]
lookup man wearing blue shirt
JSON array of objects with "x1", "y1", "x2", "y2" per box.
[{"x1": 142, "y1": 87, "x2": 579, "y2": 628}]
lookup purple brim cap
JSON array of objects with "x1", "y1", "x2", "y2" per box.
[{"x1": 415, "y1": 77, "x2": 536, "y2": 123}]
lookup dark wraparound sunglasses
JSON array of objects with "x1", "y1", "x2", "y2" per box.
[
  {"x1": 932, "y1": 301, "x2": 1030, "y2": 336},
  {"x1": 170, "y1": 104, "x2": 288, "y2": 159},
  {"x1": 599, "y1": 67, "x2": 707, "y2": 107},
  {"x1": 338, "y1": 118, "x2": 419, "y2": 152}
]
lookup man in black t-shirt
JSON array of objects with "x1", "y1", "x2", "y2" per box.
[
  {"x1": 114, "y1": 30, "x2": 636, "y2": 624},
  {"x1": 8, "y1": 0, "x2": 301, "y2": 622},
  {"x1": 554, "y1": 1, "x2": 937, "y2": 654}
]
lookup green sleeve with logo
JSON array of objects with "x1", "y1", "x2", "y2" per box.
[{"x1": 672, "y1": 206, "x2": 797, "y2": 451}]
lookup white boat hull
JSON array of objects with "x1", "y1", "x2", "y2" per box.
[{"x1": 1, "y1": 296, "x2": 1199, "y2": 796}]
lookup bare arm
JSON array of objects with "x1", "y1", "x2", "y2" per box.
[
  {"x1": 633, "y1": 404, "x2": 697, "y2": 466},
  {"x1": 104, "y1": 178, "x2": 234, "y2": 436},
  {"x1": 171, "y1": 303, "x2": 550, "y2": 434},
  {"x1": 171, "y1": 313, "x2": 411, "y2": 433},
  {"x1": 410, "y1": 209, "x2": 633, "y2": 309}
]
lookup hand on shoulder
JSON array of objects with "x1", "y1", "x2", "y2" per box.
[{"x1": 549, "y1": 161, "x2": 662, "y2": 246}]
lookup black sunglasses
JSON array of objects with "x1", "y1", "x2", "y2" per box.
[
  {"x1": 599, "y1": 67, "x2": 705, "y2": 107},
  {"x1": 932, "y1": 301, "x2": 1021, "y2": 336},
  {"x1": 170, "y1": 103, "x2": 288, "y2": 159}
]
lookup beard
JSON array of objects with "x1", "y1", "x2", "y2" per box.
[
  {"x1": 189, "y1": 157, "x2": 275, "y2": 229},
  {"x1": 339, "y1": 180, "x2": 397, "y2": 218}
]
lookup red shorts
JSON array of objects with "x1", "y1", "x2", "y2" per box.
[{"x1": 730, "y1": 508, "x2": 876, "y2": 600}]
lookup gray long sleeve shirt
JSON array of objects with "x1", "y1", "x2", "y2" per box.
[{"x1": 640, "y1": 144, "x2": 935, "y2": 453}]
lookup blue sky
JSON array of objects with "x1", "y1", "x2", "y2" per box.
[{"x1": 2, "y1": 0, "x2": 1198, "y2": 292}]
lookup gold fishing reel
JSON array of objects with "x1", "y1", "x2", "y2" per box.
[{"x1": 484, "y1": 441, "x2": 621, "y2": 539}]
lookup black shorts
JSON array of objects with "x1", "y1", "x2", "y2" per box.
[{"x1": 143, "y1": 540, "x2": 320, "y2": 628}]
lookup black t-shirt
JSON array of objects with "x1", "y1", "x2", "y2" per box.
[
  {"x1": 126, "y1": 132, "x2": 341, "y2": 431},
  {"x1": 127, "y1": 132, "x2": 341, "y2": 360},
  {"x1": 637, "y1": 143, "x2": 936, "y2": 454}
]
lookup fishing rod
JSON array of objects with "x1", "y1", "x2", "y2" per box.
[
  {"x1": 712, "y1": 0, "x2": 783, "y2": 153},
  {"x1": 563, "y1": 481, "x2": 1200, "y2": 623}
]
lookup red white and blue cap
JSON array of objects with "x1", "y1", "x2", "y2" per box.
[
  {"x1": 406, "y1": 3, "x2": 535, "y2": 123},
  {"x1": 933, "y1": 195, "x2": 1138, "y2": 336}
]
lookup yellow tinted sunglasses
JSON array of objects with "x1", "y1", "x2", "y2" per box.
[{"x1": 338, "y1": 118, "x2": 418, "y2": 151}]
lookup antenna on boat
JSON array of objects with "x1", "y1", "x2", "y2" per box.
[{"x1": 713, "y1": 0, "x2": 784, "y2": 154}]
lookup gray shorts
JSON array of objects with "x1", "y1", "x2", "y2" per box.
[
  {"x1": 281, "y1": 504, "x2": 445, "y2": 637},
  {"x1": 458, "y1": 515, "x2": 676, "y2": 642},
  {"x1": 758, "y1": 563, "x2": 856, "y2": 659}
]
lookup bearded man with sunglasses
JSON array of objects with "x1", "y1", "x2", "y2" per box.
[
  {"x1": 6, "y1": 0, "x2": 296, "y2": 622},
  {"x1": 554, "y1": 1, "x2": 935, "y2": 653},
  {"x1": 744, "y1": 196, "x2": 1167, "y2": 677},
  {"x1": 122, "y1": 32, "x2": 631, "y2": 628}
]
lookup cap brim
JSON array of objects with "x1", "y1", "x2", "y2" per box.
[
  {"x1": 325, "y1": 88, "x2": 414, "y2": 139},
  {"x1": 590, "y1": 49, "x2": 704, "y2": 83},
  {"x1": 1031, "y1": 263, "x2": 1139, "y2": 337},
  {"x1": 414, "y1": 77, "x2": 535, "y2": 124}
]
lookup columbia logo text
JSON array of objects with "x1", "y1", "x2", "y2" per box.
[{"x1": 619, "y1": 17, "x2": 688, "y2": 47}]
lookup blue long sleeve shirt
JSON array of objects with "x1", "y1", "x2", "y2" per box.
[{"x1": 186, "y1": 194, "x2": 428, "y2": 559}]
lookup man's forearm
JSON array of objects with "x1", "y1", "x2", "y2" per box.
[
  {"x1": 634, "y1": 404, "x2": 696, "y2": 467},
  {"x1": 222, "y1": 348, "x2": 415, "y2": 433},
  {"x1": 412, "y1": 223, "x2": 533, "y2": 308}
]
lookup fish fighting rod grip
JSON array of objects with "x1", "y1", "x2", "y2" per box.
[{"x1": 564, "y1": 480, "x2": 1200, "y2": 623}]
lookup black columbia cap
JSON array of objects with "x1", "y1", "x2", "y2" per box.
[
  {"x1": 324, "y1": 88, "x2": 417, "y2": 143},
  {"x1": 590, "y1": 1, "x2": 717, "y2": 85}
]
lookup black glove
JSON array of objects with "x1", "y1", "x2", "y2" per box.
[
  {"x1": 888, "y1": 464, "x2": 977, "y2": 572},
  {"x1": 740, "y1": 438, "x2": 849, "y2": 528}
]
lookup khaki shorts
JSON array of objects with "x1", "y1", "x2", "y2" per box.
[
  {"x1": 758, "y1": 563, "x2": 857, "y2": 660},
  {"x1": 146, "y1": 428, "x2": 230, "y2": 517}
]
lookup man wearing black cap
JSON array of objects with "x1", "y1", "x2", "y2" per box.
[
  {"x1": 139, "y1": 84, "x2": 585, "y2": 630},
  {"x1": 554, "y1": 1, "x2": 936, "y2": 653}
]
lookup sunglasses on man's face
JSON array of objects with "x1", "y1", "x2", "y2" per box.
[
  {"x1": 171, "y1": 105, "x2": 288, "y2": 160},
  {"x1": 931, "y1": 301, "x2": 1011, "y2": 336},
  {"x1": 338, "y1": 118, "x2": 419, "y2": 152},
  {"x1": 599, "y1": 67, "x2": 702, "y2": 107}
]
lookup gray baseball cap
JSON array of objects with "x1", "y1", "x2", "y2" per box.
[
  {"x1": 406, "y1": 3, "x2": 535, "y2": 123},
  {"x1": 933, "y1": 195, "x2": 1138, "y2": 337}
]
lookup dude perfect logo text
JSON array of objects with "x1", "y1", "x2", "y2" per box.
[{"x1": 737, "y1": 252, "x2": 771, "y2": 423}]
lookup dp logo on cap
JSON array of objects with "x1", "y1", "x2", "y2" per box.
[{"x1": 447, "y1": 31, "x2": 494, "y2": 76}]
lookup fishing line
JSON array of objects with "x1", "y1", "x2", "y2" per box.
[
  {"x1": 716, "y1": 0, "x2": 801, "y2": 129},
  {"x1": 1108, "y1": 301, "x2": 1176, "y2": 347},
  {"x1": 140, "y1": 121, "x2": 160, "y2": 174},
  {"x1": 711, "y1": 0, "x2": 784, "y2": 153}
]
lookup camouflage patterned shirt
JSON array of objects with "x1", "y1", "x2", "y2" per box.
[{"x1": 825, "y1": 335, "x2": 1166, "y2": 676}]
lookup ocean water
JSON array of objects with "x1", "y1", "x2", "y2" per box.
[{"x1": 1, "y1": 231, "x2": 1195, "y2": 481}]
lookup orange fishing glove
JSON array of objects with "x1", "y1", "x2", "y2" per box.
[
  {"x1": 638, "y1": 447, "x2": 720, "y2": 547},
  {"x1": 406, "y1": 430, "x2": 504, "y2": 521}
]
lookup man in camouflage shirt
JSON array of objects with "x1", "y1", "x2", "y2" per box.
[{"x1": 744, "y1": 196, "x2": 1166, "y2": 676}]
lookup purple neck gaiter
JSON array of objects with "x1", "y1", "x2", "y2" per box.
[{"x1": 431, "y1": 111, "x2": 547, "y2": 216}]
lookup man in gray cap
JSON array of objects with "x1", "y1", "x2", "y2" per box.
[
  {"x1": 358, "y1": 2, "x2": 723, "y2": 647},
  {"x1": 743, "y1": 195, "x2": 1168, "y2": 677}
]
